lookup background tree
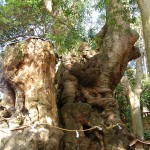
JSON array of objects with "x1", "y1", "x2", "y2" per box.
[
  {"x1": 137, "y1": 0, "x2": 150, "y2": 73},
  {"x1": 115, "y1": 16, "x2": 150, "y2": 141},
  {"x1": 121, "y1": 56, "x2": 144, "y2": 140}
]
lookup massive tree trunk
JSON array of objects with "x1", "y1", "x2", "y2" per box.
[
  {"x1": 137, "y1": 0, "x2": 150, "y2": 72},
  {"x1": 56, "y1": 1, "x2": 141, "y2": 149},
  {"x1": 0, "y1": 38, "x2": 63, "y2": 150},
  {"x1": 0, "y1": 0, "x2": 141, "y2": 150}
]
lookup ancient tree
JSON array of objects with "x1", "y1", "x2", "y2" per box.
[
  {"x1": 0, "y1": 38, "x2": 62, "y2": 150},
  {"x1": 0, "y1": 0, "x2": 141, "y2": 150}
]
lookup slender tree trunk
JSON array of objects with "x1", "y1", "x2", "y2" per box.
[
  {"x1": 121, "y1": 56, "x2": 144, "y2": 140},
  {"x1": 137, "y1": 0, "x2": 150, "y2": 73}
]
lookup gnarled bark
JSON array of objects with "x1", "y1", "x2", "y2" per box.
[
  {"x1": 57, "y1": 39, "x2": 139, "y2": 150},
  {"x1": 0, "y1": 0, "x2": 141, "y2": 150},
  {"x1": 0, "y1": 38, "x2": 63, "y2": 150},
  {"x1": 56, "y1": 1, "x2": 141, "y2": 149}
]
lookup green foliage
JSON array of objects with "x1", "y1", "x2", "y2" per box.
[
  {"x1": 0, "y1": 0, "x2": 141, "y2": 54},
  {"x1": 114, "y1": 83, "x2": 131, "y2": 125},
  {"x1": 45, "y1": 0, "x2": 102, "y2": 53},
  {"x1": 141, "y1": 80, "x2": 150, "y2": 108},
  {"x1": 1, "y1": 0, "x2": 98, "y2": 53},
  {"x1": 125, "y1": 66, "x2": 136, "y2": 87},
  {"x1": 0, "y1": 0, "x2": 51, "y2": 43},
  {"x1": 144, "y1": 130, "x2": 150, "y2": 140},
  {"x1": 115, "y1": 64, "x2": 150, "y2": 133},
  {"x1": 129, "y1": 0, "x2": 139, "y2": 24},
  {"x1": 86, "y1": 28, "x2": 97, "y2": 49}
]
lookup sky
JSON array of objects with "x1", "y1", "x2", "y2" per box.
[{"x1": 0, "y1": 0, "x2": 5, "y2": 5}]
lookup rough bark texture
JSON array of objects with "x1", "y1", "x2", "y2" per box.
[
  {"x1": 0, "y1": 38, "x2": 63, "y2": 150},
  {"x1": 0, "y1": 35, "x2": 140, "y2": 150},
  {"x1": 57, "y1": 40, "x2": 139, "y2": 150},
  {"x1": 0, "y1": 37, "x2": 139, "y2": 150},
  {"x1": 56, "y1": 1, "x2": 141, "y2": 149},
  {"x1": 0, "y1": 1, "x2": 141, "y2": 150}
]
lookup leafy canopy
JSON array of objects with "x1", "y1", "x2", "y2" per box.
[{"x1": 0, "y1": 0, "x2": 141, "y2": 53}]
